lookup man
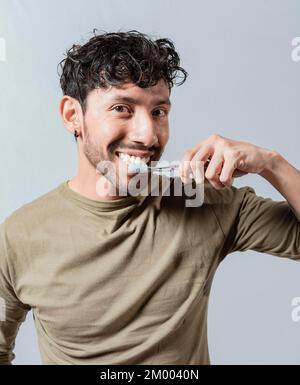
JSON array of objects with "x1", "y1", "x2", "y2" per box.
[{"x1": 0, "y1": 30, "x2": 299, "y2": 365}]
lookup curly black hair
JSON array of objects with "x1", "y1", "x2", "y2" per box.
[{"x1": 58, "y1": 29, "x2": 188, "y2": 117}]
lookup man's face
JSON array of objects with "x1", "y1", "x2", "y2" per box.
[{"x1": 81, "y1": 79, "x2": 171, "y2": 193}]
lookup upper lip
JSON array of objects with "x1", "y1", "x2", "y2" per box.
[{"x1": 116, "y1": 150, "x2": 154, "y2": 158}]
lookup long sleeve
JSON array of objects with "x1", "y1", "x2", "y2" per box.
[
  {"x1": 0, "y1": 221, "x2": 30, "y2": 365},
  {"x1": 208, "y1": 185, "x2": 300, "y2": 260}
]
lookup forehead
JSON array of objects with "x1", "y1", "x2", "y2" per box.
[{"x1": 88, "y1": 79, "x2": 170, "y2": 106}]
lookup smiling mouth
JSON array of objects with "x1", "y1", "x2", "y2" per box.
[{"x1": 115, "y1": 151, "x2": 153, "y2": 168}]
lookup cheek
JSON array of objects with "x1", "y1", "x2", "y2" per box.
[
  {"x1": 158, "y1": 126, "x2": 169, "y2": 146},
  {"x1": 85, "y1": 114, "x2": 126, "y2": 144},
  {"x1": 83, "y1": 109, "x2": 101, "y2": 130},
  {"x1": 101, "y1": 124, "x2": 122, "y2": 137},
  {"x1": 101, "y1": 123, "x2": 128, "y2": 150}
]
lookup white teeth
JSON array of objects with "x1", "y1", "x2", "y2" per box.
[{"x1": 118, "y1": 153, "x2": 150, "y2": 164}]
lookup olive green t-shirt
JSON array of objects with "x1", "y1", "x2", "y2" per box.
[{"x1": 0, "y1": 178, "x2": 299, "y2": 365}]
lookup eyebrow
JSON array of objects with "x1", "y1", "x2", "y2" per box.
[{"x1": 106, "y1": 96, "x2": 172, "y2": 107}]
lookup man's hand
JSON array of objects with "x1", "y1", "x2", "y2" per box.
[{"x1": 180, "y1": 134, "x2": 277, "y2": 189}]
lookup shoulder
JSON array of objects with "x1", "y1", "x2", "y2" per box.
[
  {"x1": 203, "y1": 180, "x2": 255, "y2": 206},
  {"x1": 2, "y1": 182, "x2": 66, "y2": 240},
  {"x1": 163, "y1": 177, "x2": 255, "y2": 208}
]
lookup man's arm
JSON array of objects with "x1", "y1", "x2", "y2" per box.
[
  {"x1": 259, "y1": 152, "x2": 300, "y2": 220},
  {"x1": 180, "y1": 133, "x2": 299, "y2": 258},
  {"x1": 202, "y1": 182, "x2": 300, "y2": 259},
  {"x1": 0, "y1": 221, "x2": 30, "y2": 365},
  {"x1": 179, "y1": 134, "x2": 300, "y2": 219}
]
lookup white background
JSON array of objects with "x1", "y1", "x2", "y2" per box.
[{"x1": 0, "y1": 0, "x2": 299, "y2": 364}]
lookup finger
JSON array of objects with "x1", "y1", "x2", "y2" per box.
[
  {"x1": 193, "y1": 144, "x2": 213, "y2": 164},
  {"x1": 180, "y1": 141, "x2": 213, "y2": 184},
  {"x1": 204, "y1": 153, "x2": 225, "y2": 189},
  {"x1": 190, "y1": 159, "x2": 205, "y2": 184},
  {"x1": 180, "y1": 149, "x2": 197, "y2": 184},
  {"x1": 179, "y1": 160, "x2": 192, "y2": 184},
  {"x1": 219, "y1": 157, "x2": 248, "y2": 183},
  {"x1": 219, "y1": 157, "x2": 236, "y2": 187},
  {"x1": 192, "y1": 146, "x2": 214, "y2": 180},
  {"x1": 232, "y1": 159, "x2": 248, "y2": 178}
]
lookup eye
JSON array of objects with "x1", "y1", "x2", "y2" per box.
[
  {"x1": 152, "y1": 108, "x2": 168, "y2": 117},
  {"x1": 113, "y1": 105, "x2": 131, "y2": 113}
]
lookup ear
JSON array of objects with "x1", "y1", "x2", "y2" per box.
[{"x1": 59, "y1": 96, "x2": 83, "y2": 138}]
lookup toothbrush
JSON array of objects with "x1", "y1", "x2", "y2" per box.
[
  {"x1": 127, "y1": 162, "x2": 180, "y2": 175},
  {"x1": 128, "y1": 159, "x2": 247, "y2": 178}
]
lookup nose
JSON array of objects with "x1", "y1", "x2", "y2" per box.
[{"x1": 128, "y1": 112, "x2": 159, "y2": 148}]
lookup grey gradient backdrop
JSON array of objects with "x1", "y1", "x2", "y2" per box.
[{"x1": 0, "y1": 0, "x2": 299, "y2": 364}]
